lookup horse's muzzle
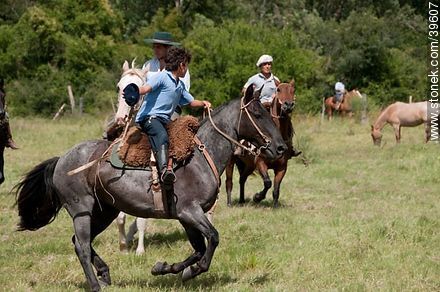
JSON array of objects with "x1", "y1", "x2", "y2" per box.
[{"x1": 281, "y1": 101, "x2": 295, "y2": 115}]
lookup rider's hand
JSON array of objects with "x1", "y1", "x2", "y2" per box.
[{"x1": 203, "y1": 100, "x2": 212, "y2": 109}]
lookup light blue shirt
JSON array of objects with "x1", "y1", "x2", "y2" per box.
[
  {"x1": 142, "y1": 58, "x2": 191, "y2": 91},
  {"x1": 136, "y1": 71, "x2": 194, "y2": 123},
  {"x1": 243, "y1": 73, "x2": 280, "y2": 103}
]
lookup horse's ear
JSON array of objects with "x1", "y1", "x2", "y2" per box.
[
  {"x1": 370, "y1": 125, "x2": 374, "y2": 131},
  {"x1": 289, "y1": 79, "x2": 295, "y2": 87},
  {"x1": 253, "y1": 85, "x2": 263, "y2": 100},
  {"x1": 122, "y1": 60, "x2": 129, "y2": 72},
  {"x1": 244, "y1": 85, "x2": 254, "y2": 103},
  {"x1": 131, "y1": 58, "x2": 137, "y2": 69}
]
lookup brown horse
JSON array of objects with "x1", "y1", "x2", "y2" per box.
[
  {"x1": 0, "y1": 78, "x2": 9, "y2": 184},
  {"x1": 371, "y1": 101, "x2": 431, "y2": 146},
  {"x1": 325, "y1": 89, "x2": 362, "y2": 120},
  {"x1": 225, "y1": 80, "x2": 296, "y2": 208}
]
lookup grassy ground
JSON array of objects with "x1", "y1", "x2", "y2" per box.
[{"x1": 0, "y1": 114, "x2": 439, "y2": 291}]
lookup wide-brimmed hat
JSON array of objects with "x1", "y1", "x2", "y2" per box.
[
  {"x1": 256, "y1": 54, "x2": 273, "y2": 67},
  {"x1": 123, "y1": 83, "x2": 140, "y2": 107},
  {"x1": 144, "y1": 32, "x2": 181, "y2": 46}
]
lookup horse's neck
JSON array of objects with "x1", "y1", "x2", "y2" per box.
[
  {"x1": 277, "y1": 116, "x2": 293, "y2": 145},
  {"x1": 374, "y1": 108, "x2": 389, "y2": 130},
  {"x1": 196, "y1": 100, "x2": 240, "y2": 174}
]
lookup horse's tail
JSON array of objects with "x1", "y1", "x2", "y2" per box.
[{"x1": 15, "y1": 157, "x2": 61, "y2": 231}]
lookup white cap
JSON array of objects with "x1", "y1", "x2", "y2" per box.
[{"x1": 256, "y1": 54, "x2": 273, "y2": 67}]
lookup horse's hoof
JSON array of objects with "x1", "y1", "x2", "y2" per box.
[
  {"x1": 253, "y1": 193, "x2": 265, "y2": 203},
  {"x1": 273, "y1": 202, "x2": 280, "y2": 209},
  {"x1": 119, "y1": 242, "x2": 127, "y2": 252},
  {"x1": 181, "y1": 265, "x2": 195, "y2": 282},
  {"x1": 151, "y1": 261, "x2": 167, "y2": 276},
  {"x1": 98, "y1": 271, "x2": 111, "y2": 286}
]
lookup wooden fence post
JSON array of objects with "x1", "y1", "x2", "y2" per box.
[{"x1": 67, "y1": 85, "x2": 76, "y2": 114}]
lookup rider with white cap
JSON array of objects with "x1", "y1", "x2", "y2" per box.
[
  {"x1": 240, "y1": 55, "x2": 301, "y2": 157},
  {"x1": 243, "y1": 54, "x2": 280, "y2": 105}
]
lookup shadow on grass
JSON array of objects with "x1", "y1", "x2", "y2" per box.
[
  {"x1": 115, "y1": 272, "x2": 238, "y2": 289},
  {"x1": 140, "y1": 229, "x2": 187, "y2": 247},
  {"x1": 228, "y1": 197, "x2": 291, "y2": 209}
]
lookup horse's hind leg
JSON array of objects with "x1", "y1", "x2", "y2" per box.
[
  {"x1": 90, "y1": 204, "x2": 120, "y2": 286},
  {"x1": 72, "y1": 212, "x2": 101, "y2": 292},
  {"x1": 151, "y1": 222, "x2": 205, "y2": 276},
  {"x1": 254, "y1": 161, "x2": 271, "y2": 203}
]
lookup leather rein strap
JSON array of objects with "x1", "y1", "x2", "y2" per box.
[{"x1": 194, "y1": 135, "x2": 220, "y2": 192}]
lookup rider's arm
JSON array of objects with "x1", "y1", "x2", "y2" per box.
[
  {"x1": 190, "y1": 100, "x2": 211, "y2": 109},
  {"x1": 139, "y1": 85, "x2": 152, "y2": 95}
]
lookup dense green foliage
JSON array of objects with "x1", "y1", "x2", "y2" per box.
[{"x1": 0, "y1": 0, "x2": 428, "y2": 116}]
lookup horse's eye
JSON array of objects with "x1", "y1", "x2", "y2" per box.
[{"x1": 277, "y1": 88, "x2": 280, "y2": 92}]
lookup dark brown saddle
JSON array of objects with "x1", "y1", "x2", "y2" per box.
[{"x1": 118, "y1": 116, "x2": 199, "y2": 168}]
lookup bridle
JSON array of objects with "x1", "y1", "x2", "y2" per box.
[{"x1": 204, "y1": 97, "x2": 271, "y2": 157}]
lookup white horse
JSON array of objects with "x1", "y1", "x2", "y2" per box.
[
  {"x1": 114, "y1": 60, "x2": 216, "y2": 255},
  {"x1": 113, "y1": 60, "x2": 149, "y2": 255}
]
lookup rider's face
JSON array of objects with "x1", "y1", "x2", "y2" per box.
[
  {"x1": 260, "y1": 62, "x2": 272, "y2": 75},
  {"x1": 152, "y1": 44, "x2": 169, "y2": 60},
  {"x1": 177, "y1": 62, "x2": 188, "y2": 77}
]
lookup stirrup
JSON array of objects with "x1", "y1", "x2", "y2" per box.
[{"x1": 161, "y1": 169, "x2": 176, "y2": 188}]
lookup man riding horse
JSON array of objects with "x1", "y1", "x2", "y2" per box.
[
  {"x1": 128, "y1": 47, "x2": 211, "y2": 192},
  {"x1": 241, "y1": 55, "x2": 301, "y2": 157},
  {"x1": 333, "y1": 81, "x2": 346, "y2": 110}
]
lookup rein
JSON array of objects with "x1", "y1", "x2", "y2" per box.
[{"x1": 209, "y1": 98, "x2": 271, "y2": 156}]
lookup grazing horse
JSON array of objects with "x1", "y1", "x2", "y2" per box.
[
  {"x1": 371, "y1": 101, "x2": 430, "y2": 146},
  {"x1": 15, "y1": 85, "x2": 287, "y2": 291},
  {"x1": 225, "y1": 80, "x2": 296, "y2": 208},
  {"x1": 325, "y1": 89, "x2": 362, "y2": 120},
  {"x1": 0, "y1": 78, "x2": 8, "y2": 184}
]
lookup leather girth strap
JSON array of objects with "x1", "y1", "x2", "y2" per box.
[{"x1": 193, "y1": 136, "x2": 220, "y2": 192}]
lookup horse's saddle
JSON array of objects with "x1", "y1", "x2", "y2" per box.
[{"x1": 109, "y1": 116, "x2": 199, "y2": 170}]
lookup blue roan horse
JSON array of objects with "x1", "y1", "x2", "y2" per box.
[{"x1": 15, "y1": 85, "x2": 286, "y2": 291}]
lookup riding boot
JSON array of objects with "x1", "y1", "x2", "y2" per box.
[
  {"x1": 5, "y1": 122, "x2": 18, "y2": 149},
  {"x1": 155, "y1": 145, "x2": 176, "y2": 216},
  {"x1": 155, "y1": 145, "x2": 176, "y2": 189}
]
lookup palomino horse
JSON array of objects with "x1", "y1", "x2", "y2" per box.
[
  {"x1": 0, "y1": 78, "x2": 8, "y2": 184},
  {"x1": 15, "y1": 85, "x2": 287, "y2": 291},
  {"x1": 371, "y1": 101, "x2": 431, "y2": 146},
  {"x1": 225, "y1": 80, "x2": 296, "y2": 208},
  {"x1": 108, "y1": 60, "x2": 151, "y2": 255},
  {"x1": 325, "y1": 89, "x2": 362, "y2": 120}
]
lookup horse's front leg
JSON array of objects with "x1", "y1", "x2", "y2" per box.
[
  {"x1": 116, "y1": 212, "x2": 128, "y2": 252},
  {"x1": 135, "y1": 217, "x2": 147, "y2": 255},
  {"x1": 272, "y1": 164, "x2": 288, "y2": 208},
  {"x1": 152, "y1": 207, "x2": 219, "y2": 282},
  {"x1": 393, "y1": 124, "x2": 401, "y2": 143},
  {"x1": 0, "y1": 147, "x2": 4, "y2": 185},
  {"x1": 225, "y1": 158, "x2": 235, "y2": 207},
  {"x1": 253, "y1": 159, "x2": 271, "y2": 203}
]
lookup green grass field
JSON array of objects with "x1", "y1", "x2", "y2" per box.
[{"x1": 0, "y1": 114, "x2": 439, "y2": 291}]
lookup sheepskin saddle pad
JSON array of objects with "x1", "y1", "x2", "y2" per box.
[{"x1": 117, "y1": 116, "x2": 199, "y2": 168}]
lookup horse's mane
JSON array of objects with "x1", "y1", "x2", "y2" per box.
[{"x1": 198, "y1": 98, "x2": 239, "y2": 127}]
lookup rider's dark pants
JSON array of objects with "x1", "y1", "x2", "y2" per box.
[{"x1": 139, "y1": 116, "x2": 169, "y2": 152}]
